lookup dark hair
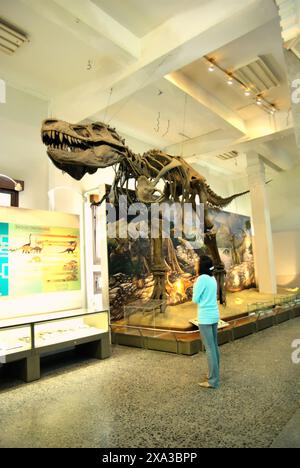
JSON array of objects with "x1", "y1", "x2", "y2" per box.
[{"x1": 198, "y1": 255, "x2": 214, "y2": 276}]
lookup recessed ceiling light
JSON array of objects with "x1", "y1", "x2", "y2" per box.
[
  {"x1": 244, "y1": 89, "x2": 251, "y2": 96},
  {"x1": 207, "y1": 58, "x2": 215, "y2": 72},
  {"x1": 256, "y1": 97, "x2": 262, "y2": 106},
  {"x1": 227, "y1": 75, "x2": 234, "y2": 85}
]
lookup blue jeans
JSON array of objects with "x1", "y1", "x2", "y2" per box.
[{"x1": 199, "y1": 323, "x2": 220, "y2": 388}]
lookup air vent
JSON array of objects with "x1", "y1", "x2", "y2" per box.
[
  {"x1": 234, "y1": 57, "x2": 279, "y2": 94},
  {"x1": 216, "y1": 151, "x2": 238, "y2": 161},
  {"x1": 0, "y1": 18, "x2": 28, "y2": 55}
]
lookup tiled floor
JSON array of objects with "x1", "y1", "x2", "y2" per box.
[{"x1": 0, "y1": 318, "x2": 299, "y2": 448}]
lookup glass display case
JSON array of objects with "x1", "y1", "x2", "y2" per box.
[
  {"x1": 275, "y1": 295, "x2": 297, "y2": 309},
  {"x1": 295, "y1": 293, "x2": 300, "y2": 306},
  {"x1": 0, "y1": 324, "x2": 31, "y2": 358},
  {"x1": 124, "y1": 300, "x2": 166, "y2": 327},
  {"x1": 0, "y1": 309, "x2": 110, "y2": 382},
  {"x1": 247, "y1": 300, "x2": 275, "y2": 317},
  {"x1": 34, "y1": 311, "x2": 108, "y2": 349}
]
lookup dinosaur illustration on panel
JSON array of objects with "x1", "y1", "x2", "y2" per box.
[
  {"x1": 41, "y1": 119, "x2": 249, "y2": 307},
  {"x1": 22, "y1": 233, "x2": 32, "y2": 254},
  {"x1": 10, "y1": 233, "x2": 32, "y2": 254},
  {"x1": 61, "y1": 241, "x2": 77, "y2": 254},
  {"x1": 10, "y1": 234, "x2": 44, "y2": 255},
  {"x1": 31, "y1": 245, "x2": 43, "y2": 254}
]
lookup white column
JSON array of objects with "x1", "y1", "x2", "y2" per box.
[{"x1": 246, "y1": 152, "x2": 277, "y2": 294}]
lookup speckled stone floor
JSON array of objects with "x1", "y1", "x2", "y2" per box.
[{"x1": 0, "y1": 318, "x2": 299, "y2": 448}]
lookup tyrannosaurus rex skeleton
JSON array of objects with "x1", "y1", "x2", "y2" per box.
[{"x1": 41, "y1": 119, "x2": 249, "y2": 306}]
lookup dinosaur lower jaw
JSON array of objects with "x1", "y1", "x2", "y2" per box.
[{"x1": 47, "y1": 145, "x2": 123, "y2": 168}]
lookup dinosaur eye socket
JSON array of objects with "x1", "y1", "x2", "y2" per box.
[
  {"x1": 92, "y1": 124, "x2": 105, "y2": 133},
  {"x1": 44, "y1": 119, "x2": 58, "y2": 125},
  {"x1": 73, "y1": 127, "x2": 90, "y2": 138}
]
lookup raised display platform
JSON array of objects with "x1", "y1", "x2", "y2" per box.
[{"x1": 111, "y1": 290, "x2": 300, "y2": 355}]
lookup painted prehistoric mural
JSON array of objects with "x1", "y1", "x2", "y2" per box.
[
  {"x1": 0, "y1": 222, "x2": 80, "y2": 298},
  {"x1": 108, "y1": 208, "x2": 255, "y2": 321},
  {"x1": 209, "y1": 209, "x2": 255, "y2": 293}
]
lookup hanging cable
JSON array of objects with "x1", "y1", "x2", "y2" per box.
[
  {"x1": 181, "y1": 93, "x2": 188, "y2": 157},
  {"x1": 162, "y1": 120, "x2": 170, "y2": 138},
  {"x1": 154, "y1": 112, "x2": 161, "y2": 133},
  {"x1": 107, "y1": 53, "x2": 173, "y2": 124},
  {"x1": 103, "y1": 87, "x2": 113, "y2": 124}
]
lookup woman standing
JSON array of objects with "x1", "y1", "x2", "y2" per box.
[{"x1": 193, "y1": 255, "x2": 220, "y2": 389}]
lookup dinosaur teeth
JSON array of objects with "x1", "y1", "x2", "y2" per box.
[{"x1": 59, "y1": 133, "x2": 63, "y2": 143}]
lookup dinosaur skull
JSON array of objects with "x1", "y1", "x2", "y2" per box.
[{"x1": 41, "y1": 119, "x2": 127, "y2": 180}]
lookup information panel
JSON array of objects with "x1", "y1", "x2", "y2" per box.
[{"x1": 0, "y1": 222, "x2": 80, "y2": 297}]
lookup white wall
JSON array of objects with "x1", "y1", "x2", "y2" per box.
[
  {"x1": 273, "y1": 231, "x2": 300, "y2": 287},
  {"x1": 230, "y1": 176, "x2": 251, "y2": 216},
  {"x1": 0, "y1": 86, "x2": 49, "y2": 210},
  {"x1": 233, "y1": 163, "x2": 300, "y2": 288},
  {"x1": 268, "y1": 163, "x2": 300, "y2": 287}
]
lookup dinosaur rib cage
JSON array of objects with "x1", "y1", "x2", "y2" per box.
[{"x1": 111, "y1": 150, "x2": 193, "y2": 205}]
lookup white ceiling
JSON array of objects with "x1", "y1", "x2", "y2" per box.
[
  {"x1": 175, "y1": 19, "x2": 291, "y2": 119},
  {"x1": 94, "y1": 78, "x2": 219, "y2": 147},
  {"x1": 0, "y1": 0, "x2": 299, "y2": 178},
  {"x1": 0, "y1": 0, "x2": 120, "y2": 98},
  {"x1": 91, "y1": 0, "x2": 207, "y2": 37}
]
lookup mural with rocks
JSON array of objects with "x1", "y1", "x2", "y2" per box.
[{"x1": 108, "y1": 209, "x2": 255, "y2": 322}]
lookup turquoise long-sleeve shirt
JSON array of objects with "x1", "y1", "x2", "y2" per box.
[{"x1": 192, "y1": 274, "x2": 220, "y2": 325}]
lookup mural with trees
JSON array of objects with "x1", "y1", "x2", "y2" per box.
[{"x1": 108, "y1": 208, "x2": 255, "y2": 322}]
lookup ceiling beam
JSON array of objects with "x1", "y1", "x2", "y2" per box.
[
  {"x1": 165, "y1": 129, "x2": 240, "y2": 159},
  {"x1": 21, "y1": 0, "x2": 138, "y2": 62},
  {"x1": 257, "y1": 142, "x2": 298, "y2": 170},
  {"x1": 52, "y1": 0, "x2": 140, "y2": 59},
  {"x1": 49, "y1": 0, "x2": 278, "y2": 122},
  {"x1": 275, "y1": 0, "x2": 300, "y2": 43},
  {"x1": 165, "y1": 71, "x2": 246, "y2": 135},
  {"x1": 178, "y1": 126, "x2": 300, "y2": 164}
]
